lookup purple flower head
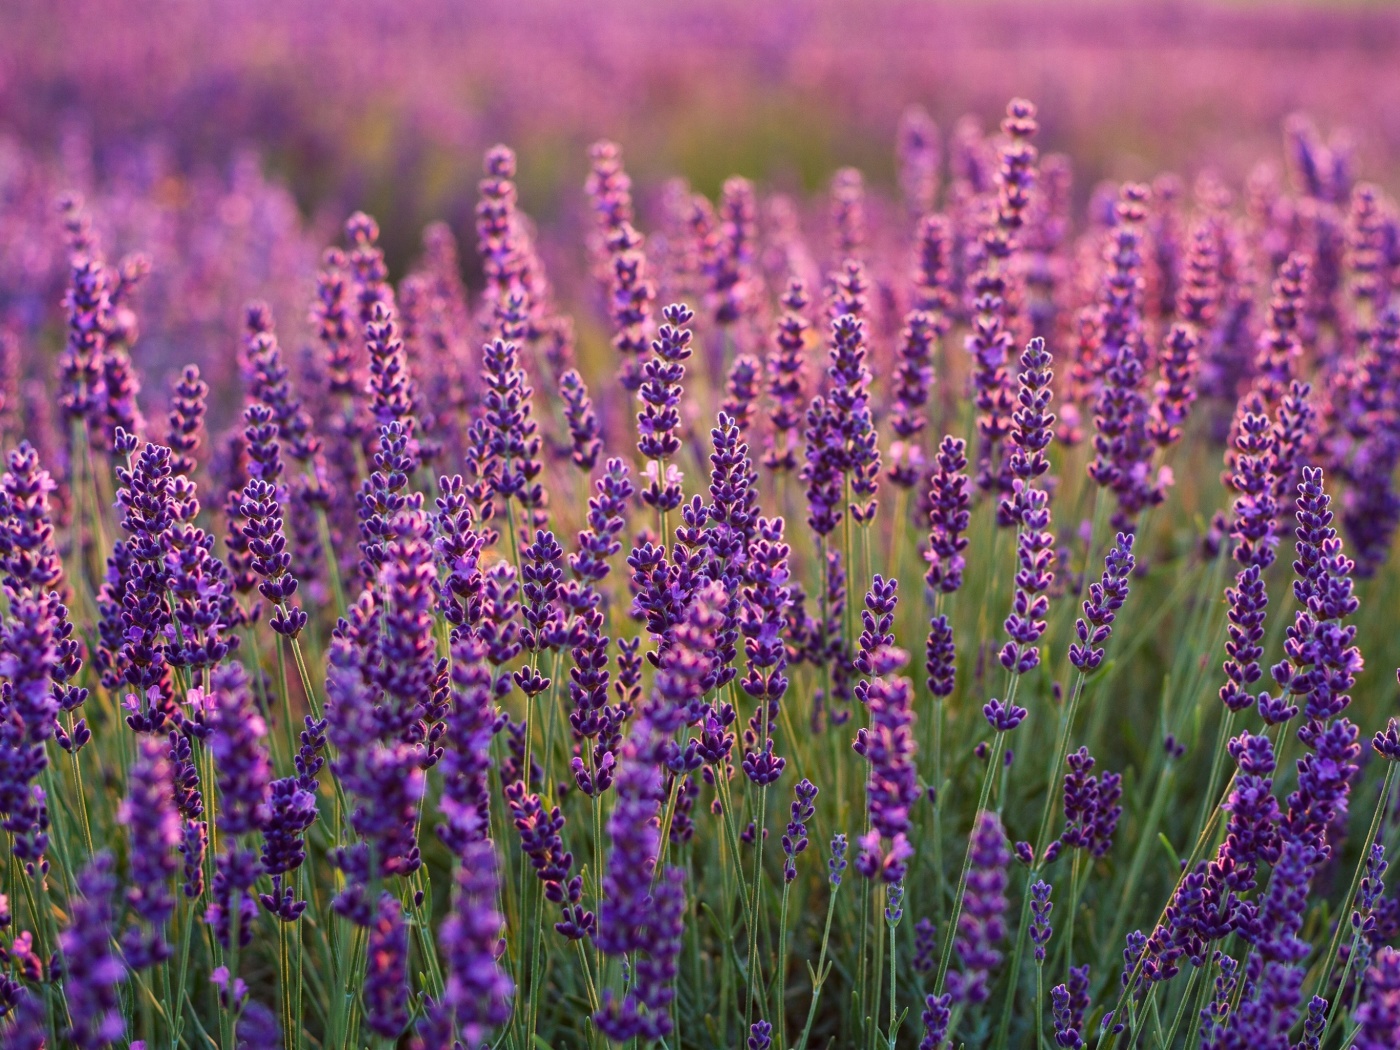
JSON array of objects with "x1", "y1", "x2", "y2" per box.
[
  {"x1": 741, "y1": 516, "x2": 792, "y2": 784},
  {"x1": 888, "y1": 311, "x2": 939, "y2": 488},
  {"x1": 1268, "y1": 466, "x2": 1361, "y2": 723},
  {"x1": 1225, "y1": 393, "x2": 1280, "y2": 571},
  {"x1": 559, "y1": 368, "x2": 601, "y2": 471},
  {"x1": 925, "y1": 614, "x2": 956, "y2": 699},
  {"x1": 1059, "y1": 747, "x2": 1123, "y2": 857},
  {"x1": 1355, "y1": 946, "x2": 1400, "y2": 1050},
  {"x1": 239, "y1": 403, "x2": 306, "y2": 637},
  {"x1": 829, "y1": 833, "x2": 849, "y2": 887},
  {"x1": 913, "y1": 917, "x2": 938, "y2": 973},
  {"x1": 1375, "y1": 716, "x2": 1400, "y2": 761},
  {"x1": 1148, "y1": 322, "x2": 1200, "y2": 448},
  {"x1": 898, "y1": 104, "x2": 941, "y2": 218},
  {"x1": 853, "y1": 649, "x2": 919, "y2": 882},
  {"x1": 949, "y1": 810, "x2": 1011, "y2": 1004},
  {"x1": 1007, "y1": 336, "x2": 1056, "y2": 484},
  {"x1": 782, "y1": 778, "x2": 818, "y2": 882},
  {"x1": 1000, "y1": 480, "x2": 1054, "y2": 674},
  {"x1": 207, "y1": 661, "x2": 271, "y2": 838},
  {"x1": 481, "y1": 335, "x2": 546, "y2": 530},
  {"x1": 924, "y1": 435, "x2": 971, "y2": 594},
  {"x1": 637, "y1": 303, "x2": 695, "y2": 511},
  {"x1": 1220, "y1": 563, "x2": 1268, "y2": 714},
  {"x1": 711, "y1": 176, "x2": 757, "y2": 326},
  {"x1": 920, "y1": 992, "x2": 952, "y2": 1050},
  {"x1": 1052, "y1": 965, "x2": 1091, "y2": 1049},
  {"x1": 1030, "y1": 879, "x2": 1054, "y2": 963},
  {"x1": 60, "y1": 853, "x2": 127, "y2": 1049},
  {"x1": 826, "y1": 312, "x2": 881, "y2": 523},
  {"x1": 1285, "y1": 716, "x2": 1361, "y2": 860},
  {"x1": 364, "y1": 895, "x2": 409, "y2": 1038},
  {"x1": 164, "y1": 364, "x2": 208, "y2": 479},
  {"x1": 1069, "y1": 531, "x2": 1135, "y2": 672},
  {"x1": 722, "y1": 353, "x2": 761, "y2": 435},
  {"x1": 433, "y1": 838, "x2": 514, "y2": 1045},
  {"x1": 763, "y1": 279, "x2": 812, "y2": 473},
  {"x1": 118, "y1": 736, "x2": 180, "y2": 967},
  {"x1": 914, "y1": 213, "x2": 956, "y2": 317}
]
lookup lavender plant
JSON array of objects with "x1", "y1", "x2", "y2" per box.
[{"x1": 4, "y1": 68, "x2": 1400, "y2": 1050}]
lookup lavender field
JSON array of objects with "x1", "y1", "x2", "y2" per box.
[{"x1": 5, "y1": 1, "x2": 1400, "y2": 1047}]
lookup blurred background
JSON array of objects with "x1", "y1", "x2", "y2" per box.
[{"x1": 3, "y1": 0, "x2": 1400, "y2": 406}]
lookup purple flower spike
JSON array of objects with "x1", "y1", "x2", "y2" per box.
[
  {"x1": 637, "y1": 303, "x2": 695, "y2": 513},
  {"x1": 763, "y1": 279, "x2": 812, "y2": 473},
  {"x1": 925, "y1": 614, "x2": 956, "y2": 698},
  {"x1": 118, "y1": 736, "x2": 180, "y2": 967},
  {"x1": 1148, "y1": 323, "x2": 1200, "y2": 448},
  {"x1": 364, "y1": 895, "x2": 410, "y2": 1039},
  {"x1": 924, "y1": 435, "x2": 971, "y2": 594},
  {"x1": 1051, "y1": 965, "x2": 1091, "y2": 1049},
  {"x1": 1355, "y1": 947, "x2": 1400, "y2": 1049},
  {"x1": 983, "y1": 698, "x2": 1027, "y2": 732},
  {"x1": 481, "y1": 335, "x2": 546, "y2": 531},
  {"x1": 1069, "y1": 532, "x2": 1135, "y2": 672},
  {"x1": 239, "y1": 403, "x2": 307, "y2": 637},
  {"x1": 1030, "y1": 879, "x2": 1054, "y2": 962},
  {"x1": 1000, "y1": 480, "x2": 1054, "y2": 675},
  {"x1": 920, "y1": 992, "x2": 952, "y2": 1050},
  {"x1": 1060, "y1": 747, "x2": 1123, "y2": 857},
  {"x1": 888, "y1": 311, "x2": 939, "y2": 489},
  {"x1": 430, "y1": 838, "x2": 514, "y2": 1045},
  {"x1": 722, "y1": 353, "x2": 761, "y2": 436},
  {"x1": 559, "y1": 369, "x2": 601, "y2": 471},
  {"x1": 741, "y1": 516, "x2": 792, "y2": 785},
  {"x1": 1374, "y1": 717, "x2": 1400, "y2": 761},
  {"x1": 949, "y1": 810, "x2": 1012, "y2": 1005},
  {"x1": 1006, "y1": 336, "x2": 1056, "y2": 487},
  {"x1": 782, "y1": 778, "x2": 818, "y2": 882},
  {"x1": 853, "y1": 647, "x2": 919, "y2": 882},
  {"x1": 60, "y1": 853, "x2": 127, "y2": 1049}
]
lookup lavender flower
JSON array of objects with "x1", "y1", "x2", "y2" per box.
[
  {"x1": 637, "y1": 303, "x2": 695, "y2": 514},
  {"x1": 480, "y1": 334, "x2": 546, "y2": 532},
  {"x1": 925, "y1": 614, "x2": 956, "y2": 698},
  {"x1": 165, "y1": 364, "x2": 208, "y2": 478},
  {"x1": 1355, "y1": 947, "x2": 1400, "y2": 1050},
  {"x1": 1052, "y1": 965, "x2": 1090, "y2": 1049},
  {"x1": 722, "y1": 353, "x2": 761, "y2": 436},
  {"x1": 61, "y1": 853, "x2": 126, "y2": 1049},
  {"x1": 897, "y1": 105, "x2": 941, "y2": 218},
  {"x1": 853, "y1": 647, "x2": 919, "y2": 882},
  {"x1": 118, "y1": 736, "x2": 180, "y2": 967},
  {"x1": 740, "y1": 516, "x2": 792, "y2": 785},
  {"x1": 1147, "y1": 322, "x2": 1200, "y2": 447},
  {"x1": 999, "y1": 480, "x2": 1054, "y2": 676},
  {"x1": 782, "y1": 778, "x2": 817, "y2": 882},
  {"x1": 364, "y1": 895, "x2": 410, "y2": 1038},
  {"x1": 948, "y1": 810, "x2": 1011, "y2": 1004},
  {"x1": 1030, "y1": 879, "x2": 1053, "y2": 963},
  {"x1": 432, "y1": 838, "x2": 514, "y2": 1046},
  {"x1": 559, "y1": 368, "x2": 602, "y2": 470},
  {"x1": 763, "y1": 279, "x2": 812, "y2": 472},
  {"x1": 239, "y1": 403, "x2": 307, "y2": 637},
  {"x1": 1059, "y1": 748, "x2": 1123, "y2": 858},
  {"x1": 1069, "y1": 532, "x2": 1135, "y2": 673},
  {"x1": 924, "y1": 435, "x2": 971, "y2": 594},
  {"x1": 888, "y1": 311, "x2": 938, "y2": 488},
  {"x1": 920, "y1": 993, "x2": 952, "y2": 1050}
]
